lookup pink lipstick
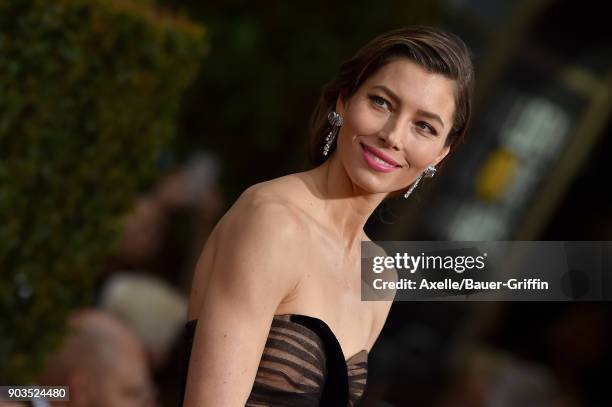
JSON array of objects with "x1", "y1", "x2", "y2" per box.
[{"x1": 360, "y1": 143, "x2": 401, "y2": 173}]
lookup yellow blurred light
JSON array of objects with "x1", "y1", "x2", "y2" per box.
[{"x1": 475, "y1": 149, "x2": 518, "y2": 201}]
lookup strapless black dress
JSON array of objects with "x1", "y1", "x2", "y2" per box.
[{"x1": 180, "y1": 314, "x2": 368, "y2": 406}]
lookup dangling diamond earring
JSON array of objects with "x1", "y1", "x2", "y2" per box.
[
  {"x1": 404, "y1": 165, "x2": 437, "y2": 199},
  {"x1": 323, "y1": 111, "x2": 344, "y2": 156}
]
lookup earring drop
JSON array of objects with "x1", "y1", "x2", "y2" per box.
[
  {"x1": 404, "y1": 165, "x2": 436, "y2": 199},
  {"x1": 323, "y1": 111, "x2": 344, "y2": 156}
]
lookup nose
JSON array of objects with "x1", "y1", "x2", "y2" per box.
[{"x1": 377, "y1": 121, "x2": 402, "y2": 152}]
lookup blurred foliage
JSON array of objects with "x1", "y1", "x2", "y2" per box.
[
  {"x1": 0, "y1": 0, "x2": 205, "y2": 382},
  {"x1": 155, "y1": 0, "x2": 446, "y2": 203}
]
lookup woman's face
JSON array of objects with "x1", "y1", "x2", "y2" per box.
[{"x1": 335, "y1": 58, "x2": 455, "y2": 197}]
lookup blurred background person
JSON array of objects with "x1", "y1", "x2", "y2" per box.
[
  {"x1": 104, "y1": 153, "x2": 222, "y2": 293},
  {"x1": 36, "y1": 309, "x2": 156, "y2": 407},
  {"x1": 97, "y1": 272, "x2": 189, "y2": 406}
]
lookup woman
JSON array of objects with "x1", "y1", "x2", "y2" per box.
[{"x1": 182, "y1": 26, "x2": 474, "y2": 406}]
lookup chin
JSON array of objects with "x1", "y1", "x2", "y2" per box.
[{"x1": 346, "y1": 165, "x2": 397, "y2": 196}]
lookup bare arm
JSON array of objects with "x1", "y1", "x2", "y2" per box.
[{"x1": 183, "y1": 197, "x2": 303, "y2": 406}]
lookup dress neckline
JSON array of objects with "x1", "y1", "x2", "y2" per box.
[
  {"x1": 186, "y1": 313, "x2": 369, "y2": 364},
  {"x1": 276, "y1": 313, "x2": 368, "y2": 364}
]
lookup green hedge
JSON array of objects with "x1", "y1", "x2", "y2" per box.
[{"x1": 0, "y1": 0, "x2": 205, "y2": 382}]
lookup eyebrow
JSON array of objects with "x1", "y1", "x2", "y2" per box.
[{"x1": 371, "y1": 85, "x2": 445, "y2": 129}]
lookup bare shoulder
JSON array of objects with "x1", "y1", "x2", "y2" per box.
[
  {"x1": 229, "y1": 178, "x2": 308, "y2": 231},
  {"x1": 212, "y1": 179, "x2": 312, "y2": 265},
  {"x1": 241, "y1": 173, "x2": 309, "y2": 203}
]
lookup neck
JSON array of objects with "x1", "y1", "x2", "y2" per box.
[{"x1": 304, "y1": 153, "x2": 385, "y2": 252}]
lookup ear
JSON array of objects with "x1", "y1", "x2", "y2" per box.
[
  {"x1": 432, "y1": 145, "x2": 451, "y2": 167},
  {"x1": 335, "y1": 91, "x2": 349, "y2": 116}
]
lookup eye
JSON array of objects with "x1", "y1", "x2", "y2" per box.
[
  {"x1": 367, "y1": 94, "x2": 391, "y2": 111},
  {"x1": 416, "y1": 122, "x2": 437, "y2": 135}
]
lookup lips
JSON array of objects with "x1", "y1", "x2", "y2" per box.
[
  {"x1": 361, "y1": 143, "x2": 401, "y2": 166},
  {"x1": 360, "y1": 143, "x2": 402, "y2": 173}
]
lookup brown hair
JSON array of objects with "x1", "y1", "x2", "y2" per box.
[{"x1": 307, "y1": 26, "x2": 475, "y2": 171}]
